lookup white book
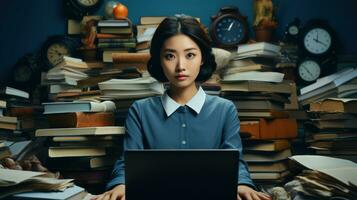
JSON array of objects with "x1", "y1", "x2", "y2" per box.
[
  {"x1": 0, "y1": 100, "x2": 6, "y2": 108},
  {"x1": 35, "y1": 126, "x2": 125, "y2": 137},
  {"x1": 222, "y1": 71, "x2": 284, "y2": 83},
  {"x1": 300, "y1": 67, "x2": 355, "y2": 95},
  {"x1": 237, "y1": 42, "x2": 281, "y2": 54},
  {"x1": 298, "y1": 68, "x2": 357, "y2": 102},
  {"x1": 0, "y1": 86, "x2": 29, "y2": 99}
]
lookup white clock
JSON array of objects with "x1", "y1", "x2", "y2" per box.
[
  {"x1": 297, "y1": 59, "x2": 321, "y2": 82},
  {"x1": 300, "y1": 19, "x2": 335, "y2": 57},
  {"x1": 303, "y1": 28, "x2": 332, "y2": 55}
]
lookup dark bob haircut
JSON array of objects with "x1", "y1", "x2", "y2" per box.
[{"x1": 147, "y1": 16, "x2": 217, "y2": 83}]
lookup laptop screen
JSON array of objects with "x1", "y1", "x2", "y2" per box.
[{"x1": 125, "y1": 149, "x2": 239, "y2": 200}]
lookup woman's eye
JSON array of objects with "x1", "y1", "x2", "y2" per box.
[
  {"x1": 164, "y1": 54, "x2": 175, "y2": 60},
  {"x1": 186, "y1": 53, "x2": 196, "y2": 59}
]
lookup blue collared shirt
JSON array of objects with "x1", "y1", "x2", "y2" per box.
[{"x1": 107, "y1": 87, "x2": 255, "y2": 189}]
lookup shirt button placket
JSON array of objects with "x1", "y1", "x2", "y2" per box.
[{"x1": 180, "y1": 106, "x2": 188, "y2": 148}]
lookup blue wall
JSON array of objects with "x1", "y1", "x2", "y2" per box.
[{"x1": 1, "y1": 0, "x2": 356, "y2": 85}]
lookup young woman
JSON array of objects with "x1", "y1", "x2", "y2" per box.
[{"x1": 93, "y1": 16, "x2": 271, "y2": 200}]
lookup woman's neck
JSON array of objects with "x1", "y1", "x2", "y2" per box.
[{"x1": 168, "y1": 84, "x2": 198, "y2": 105}]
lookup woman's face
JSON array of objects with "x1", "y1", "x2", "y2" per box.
[{"x1": 160, "y1": 34, "x2": 202, "y2": 90}]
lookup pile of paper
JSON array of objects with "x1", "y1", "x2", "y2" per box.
[
  {"x1": 285, "y1": 155, "x2": 357, "y2": 199},
  {"x1": 0, "y1": 168, "x2": 74, "y2": 198}
]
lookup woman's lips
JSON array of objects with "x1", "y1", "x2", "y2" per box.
[{"x1": 176, "y1": 75, "x2": 188, "y2": 81}]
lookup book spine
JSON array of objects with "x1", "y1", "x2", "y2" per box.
[
  {"x1": 112, "y1": 52, "x2": 150, "y2": 63},
  {"x1": 97, "y1": 42, "x2": 136, "y2": 48},
  {"x1": 98, "y1": 38, "x2": 136, "y2": 43},
  {"x1": 48, "y1": 112, "x2": 115, "y2": 128}
]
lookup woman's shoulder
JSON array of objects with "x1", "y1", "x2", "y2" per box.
[
  {"x1": 131, "y1": 96, "x2": 162, "y2": 109},
  {"x1": 205, "y1": 95, "x2": 235, "y2": 109}
]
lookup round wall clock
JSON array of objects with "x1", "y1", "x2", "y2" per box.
[
  {"x1": 300, "y1": 19, "x2": 335, "y2": 57},
  {"x1": 210, "y1": 6, "x2": 249, "y2": 48},
  {"x1": 296, "y1": 56, "x2": 337, "y2": 85},
  {"x1": 64, "y1": 0, "x2": 103, "y2": 20},
  {"x1": 40, "y1": 35, "x2": 79, "y2": 70},
  {"x1": 284, "y1": 18, "x2": 301, "y2": 43}
]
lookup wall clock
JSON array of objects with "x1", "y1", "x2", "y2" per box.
[
  {"x1": 12, "y1": 53, "x2": 41, "y2": 88},
  {"x1": 64, "y1": 0, "x2": 103, "y2": 20},
  {"x1": 300, "y1": 19, "x2": 335, "y2": 57},
  {"x1": 210, "y1": 6, "x2": 248, "y2": 48},
  {"x1": 284, "y1": 18, "x2": 301, "y2": 43},
  {"x1": 40, "y1": 35, "x2": 79, "y2": 70},
  {"x1": 296, "y1": 56, "x2": 337, "y2": 85}
]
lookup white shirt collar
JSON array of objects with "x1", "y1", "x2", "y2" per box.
[{"x1": 161, "y1": 87, "x2": 206, "y2": 117}]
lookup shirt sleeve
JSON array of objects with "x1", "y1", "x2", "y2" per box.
[
  {"x1": 220, "y1": 101, "x2": 256, "y2": 189},
  {"x1": 106, "y1": 102, "x2": 144, "y2": 190}
]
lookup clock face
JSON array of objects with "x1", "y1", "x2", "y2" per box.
[
  {"x1": 298, "y1": 60, "x2": 321, "y2": 82},
  {"x1": 77, "y1": 0, "x2": 99, "y2": 6},
  {"x1": 303, "y1": 28, "x2": 332, "y2": 55},
  {"x1": 215, "y1": 16, "x2": 246, "y2": 46},
  {"x1": 288, "y1": 26, "x2": 299, "y2": 35},
  {"x1": 47, "y1": 43, "x2": 70, "y2": 66}
]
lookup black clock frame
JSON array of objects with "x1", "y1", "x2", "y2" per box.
[{"x1": 210, "y1": 6, "x2": 248, "y2": 48}]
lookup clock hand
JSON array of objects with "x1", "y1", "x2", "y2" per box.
[
  {"x1": 313, "y1": 39, "x2": 328, "y2": 47},
  {"x1": 228, "y1": 21, "x2": 235, "y2": 31}
]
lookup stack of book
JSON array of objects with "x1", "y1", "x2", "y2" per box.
[
  {"x1": 306, "y1": 98, "x2": 357, "y2": 163},
  {"x1": 286, "y1": 155, "x2": 357, "y2": 199},
  {"x1": 243, "y1": 141, "x2": 292, "y2": 185},
  {"x1": 44, "y1": 56, "x2": 108, "y2": 102},
  {"x1": 298, "y1": 67, "x2": 357, "y2": 106},
  {"x1": 35, "y1": 100, "x2": 125, "y2": 191},
  {"x1": 0, "y1": 87, "x2": 34, "y2": 136},
  {"x1": 135, "y1": 16, "x2": 164, "y2": 52},
  {"x1": 97, "y1": 19, "x2": 135, "y2": 62},
  {"x1": 219, "y1": 42, "x2": 301, "y2": 185},
  {"x1": 222, "y1": 42, "x2": 280, "y2": 78},
  {"x1": 98, "y1": 74, "x2": 165, "y2": 125}
]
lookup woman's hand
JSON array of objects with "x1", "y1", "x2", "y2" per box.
[
  {"x1": 91, "y1": 184, "x2": 125, "y2": 200},
  {"x1": 237, "y1": 185, "x2": 271, "y2": 200}
]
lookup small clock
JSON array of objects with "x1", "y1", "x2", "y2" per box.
[
  {"x1": 300, "y1": 19, "x2": 335, "y2": 57},
  {"x1": 297, "y1": 58, "x2": 321, "y2": 83},
  {"x1": 210, "y1": 6, "x2": 248, "y2": 48},
  {"x1": 284, "y1": 18, "x2": 301, "y2": 43},
  {"x1": 296, "y1": 56, "x2": 337, "y2": 85},
  {"x1": 64, "y1": 0, "x2": 103, "y2": 20},
  {"x1": 40, "y1": 35, "x2": 79, "y2": 70}
]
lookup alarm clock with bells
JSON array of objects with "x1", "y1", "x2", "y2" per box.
[
  {"x1": 284, "y1": 18, "x2": 301, "y2": 43},
  {"x1": 210, "y1": 6, "x2": 249, "y2": 48},
  {"x1": 64, "y1": 0, "x2": 103, "y2": 20},
  {"x1": 40, "y1": 35, "x2": 80, "y2": 70},
  {"x1": 299, "y1": 19, "x2": 335, "y2": 57}
]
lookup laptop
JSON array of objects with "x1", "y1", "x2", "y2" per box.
[{"x1": 125, "y1": 149, "x2": 238, "y2": 200}]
